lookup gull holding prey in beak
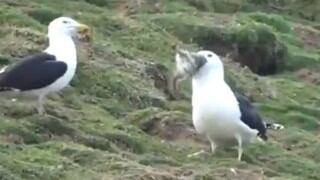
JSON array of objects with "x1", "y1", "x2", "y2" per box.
[
  {"x1": 169, "y1": 49, "x2": 283, "y2": 161},
  {"x1": 0, "y1": 17, "x2": 90, "y2": 115}
]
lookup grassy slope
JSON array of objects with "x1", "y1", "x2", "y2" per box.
[{"x1": 0, "y1": 0, "x2": 320, "y2": 179}]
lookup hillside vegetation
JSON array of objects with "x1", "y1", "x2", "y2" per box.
[{"x1": 0, "y1": 0, "x2": 320, "y2": 179}]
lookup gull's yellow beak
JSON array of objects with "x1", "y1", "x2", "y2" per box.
[{"x1": 76, "y1": 23, "x2": 90, "y2": 41}]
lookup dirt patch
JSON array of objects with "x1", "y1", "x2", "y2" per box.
[
  {"x1": 115, "y1": 0, "x2": 161, "y2": 15},
  {"x1": 192, "y1": 167, "x2": 267, "y2": 180},
  {"x1": 292, "y1": 24, "x2": 320, "y2": 49},
  {"x1": 2, "y1": 0, "x2": 29, "y2": 7},
  {"x1": 211, "y1": 14, "x2": 235, "y2": 27},
  {"x1": 139, "y1": 111, "x2": 207, "y2": 144},
  {"x1": 295, "y1": 68, "x2": 320, "y2": 85},
  {"x1": 137, "y1": 171, "x2": 186, "y2": 180},
  {"x1": 3, "y1": 134, "x2": 24, "y2": 144},
  {"x1": 216, "y1": 168, "x2": 266, "y2": 180}
]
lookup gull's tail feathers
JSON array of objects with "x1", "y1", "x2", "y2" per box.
[
  {"x1": 265, "y1": 122, "x2": 284, "y2": 130},
  {"x1": 0, "y1": 65, "x2": 20, "y2": 92}
]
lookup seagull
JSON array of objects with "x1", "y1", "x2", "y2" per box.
[
  {"x1": 0, "y1": 17, "x2": 90, "y2": 115},
  {"x1": 170, "y1": 49, "x2": 284, "y2": 161}
]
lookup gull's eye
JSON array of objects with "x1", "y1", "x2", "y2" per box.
[
  {"x1": 62, "y1": 20, "x2": 69, "y2": 24},
  {"x1": 207, "y1": 54, "x2": 213, "y2": 58}
]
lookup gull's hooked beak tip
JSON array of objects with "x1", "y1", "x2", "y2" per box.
[{"x1": 76, "y1": 23, "x2": 91, "y2": 41}]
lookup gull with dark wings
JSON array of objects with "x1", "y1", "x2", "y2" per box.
[
  {"x1": 0, "y1": 17, "x2": 90, "y2": 115},
  {"x1": 169, "y1": 49, "x2": 284, "y2": 161}
]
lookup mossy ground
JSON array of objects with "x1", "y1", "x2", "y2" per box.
[{"x1": 0, "y1": 0, "x2": 320, "y2": 179}]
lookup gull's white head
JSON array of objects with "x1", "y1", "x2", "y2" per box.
[
  {"x1": 169, "y1": 49, "x2": 223, "y2": 95},
  {"x1": 196, "y1": 50, "x2": 223, "y2": 72},
  {"x1": 48, "y1": 17, "x2": 90, "y2": 39}
]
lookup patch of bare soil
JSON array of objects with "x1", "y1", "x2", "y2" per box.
[
  {"x1": 136, "y1": 171, "x2": 187, "y2": 180},
  {"x1": 216, "y1": 168, "x2": 266, "y2": 180},
  {"x1": 292, "y1": 24, "x2": 320, "y2": 49},
  {"x1": 139, "y1": 111, "x2": 207, "y2": 144},
  {"x1": 115, "y1": 0, "x2": 161, "y2": 16},
  {"x1": 295, "y1": 68, "x2": 320, "y2": 85},
  {"x1": 190, "y1": 167, "x2": 267, "y2": 180},
  {"x1": 2, "y1": 0, "x2": 27, "y2": 7},
  {"x1": 211, "y1": 14, "x2": 235, "y2": 27}
]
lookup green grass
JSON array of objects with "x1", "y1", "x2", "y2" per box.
[{"x1": 0, "y1": 0, "x2": 320, "y2": 179}]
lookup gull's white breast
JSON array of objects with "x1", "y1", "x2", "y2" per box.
[{"x1": 192, "y1": 80, "x2": 256, "y2": 142}]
